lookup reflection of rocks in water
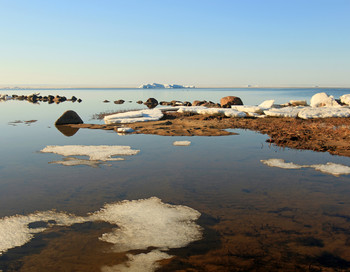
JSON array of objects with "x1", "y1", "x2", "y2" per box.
[
  {"x1": 8, "y1": 120, "x2": 37, "y2": 126},
  {"x1": 49, "y1": 157, "x2": 110, "y2": 168},
  {"x1": 55, "y1": 125, "x2": 80, "y2": 137}
]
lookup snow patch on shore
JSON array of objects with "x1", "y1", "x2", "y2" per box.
[
  {"x1": 340, "y1": 94, "x2": 350, "y2": 105},
  {"x1": 261, "y1": 158, "x2": 350, "y2": 176},
  {"x1": 298, "y1": 107, "x2": 350, "y2": 119},
  {"x1": 264, "y1": 107, "x2": 304, "y2": 118},
  {"x1": 178, "y1": 106, "x2": 246, "y2": 117},
  {"x1": 104, "y1": 109, "x2": 163, "y2": 124}
]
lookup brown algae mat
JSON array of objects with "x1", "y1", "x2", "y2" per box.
[{"x1": 65, "y1": 112, "x2": 350, "y2": 157}]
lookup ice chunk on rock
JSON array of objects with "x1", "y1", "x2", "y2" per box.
[
  {"x1": 340, "y1": 94, "x2": 350, "y2": 106},
  {"x1": 258, "y1": 100, "x2": 275, "y2": 109},
  {"x1": 264, "y1": 106, "x2": 304, "y2": 118},
  {"x1": 298, "y1": 107, "x2": 350, "y2": 119},
  {"x1": 104, "y1": 109, "x2": 163, "y2": 124},
  {"x1": 310, "y1": 92, "x2": 340, "y2": 107}
]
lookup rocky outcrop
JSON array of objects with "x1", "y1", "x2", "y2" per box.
[
  {"x1": 144, "y1": 98, "x2": 158, "y2": 108},
  {"x1": 220, "y1": 96, "x2": 243, "y2": 107},
  {"x1": 114, "y1": 99, "x2": 125, "y2": 104},
  {"x1": 55, "y1": 110, "x2": 84, "y2": 125}
]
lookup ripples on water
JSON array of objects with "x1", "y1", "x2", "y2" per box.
[{"x1": 1, "y1": 88, "x2": 350, "y2": 271}]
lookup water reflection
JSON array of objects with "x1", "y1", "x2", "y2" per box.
[{"x1": 55, "y1": 125, "x2": 80, "y2": 137}]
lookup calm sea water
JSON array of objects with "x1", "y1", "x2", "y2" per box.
[{"x1": 1, "y1": 88, "x2": 350, "y2": 271}]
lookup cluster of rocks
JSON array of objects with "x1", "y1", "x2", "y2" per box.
[
  {"x1": 106, "y1": 96, "x2": 243, "y2": 108},
  {"x1": 0, "y1": 93, "x2": 82, "y2": 104}
]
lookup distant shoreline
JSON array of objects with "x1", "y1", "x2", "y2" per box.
[{"x1": 1, "y1": 86, "x2": 350, "y2": 90}]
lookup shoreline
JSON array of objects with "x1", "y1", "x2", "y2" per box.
[{"x1": 63, "y1": 112, "x2": 350, "y2": 157}]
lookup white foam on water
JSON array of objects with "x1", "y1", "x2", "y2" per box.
[
  {"x1": 41, "y1": 145, "x2": 140, "y2": 161},
  {"x1": 261, "y1": 159, "x2": 350, "y2": 177},
  {"x1": 101, "y1": 250, "x2": 172, "y2": 272},
  {"x1": 298, "y1": 107, "x2": 350, "y2": 119},
  {"x1": 104, "y1": 109, "x2": 163, "y2": 124},
  {"x1": 264, "y1": 106, "x2": 304, "y2": 118},
  {"x1": 0, "y1": 197, "x2": 202, "y2": 271},
  {"x1": 260, "y1": 159, "x2": 303, "y2": 169},
  {"x1": 173, "y1": 141, "x2": 191, "y2": 146},
  {"x1": 340, "y1": 94, "x2": 350, "y2": 105}
]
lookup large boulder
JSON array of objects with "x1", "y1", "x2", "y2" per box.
[
  {"x1": 55, "y1": 110, "x2": 84, "y2": 125},
  {"x1": 144, "y1": 98, "x2": 158, "y2": 108},
  {"x1": 220, "y1": 96, "x2": 243, "y2": 108}
]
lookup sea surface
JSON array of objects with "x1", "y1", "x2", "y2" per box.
[{"x1": 1, "y1": 88, "x2": 350, "y2": 271}]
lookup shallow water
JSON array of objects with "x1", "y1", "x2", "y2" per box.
[{"x1": 1, "y1": 88, "x2": 350, "y2": 271}]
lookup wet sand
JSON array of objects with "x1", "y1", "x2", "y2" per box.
[{"x1": 66, "y1": 112, "x2": 350, "y2": 157}]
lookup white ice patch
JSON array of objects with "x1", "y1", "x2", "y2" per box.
[
  {"x1": 104, "y1": 109, "x2": 163, "y2": 124},
  {"x1": 177, "y1": 106, "x2": 246, "y2": 117},
  {"x1": 340, "y1": 94, "x2": 350, "y2": 105},
  {"x1": 264, "y1": 106, "x2": 304, "y2": 118},
  {"x1": 261, "y1": 159, "x2": 350, "y2": 177},
  {"x1": 258, "y1": 100, "x2": 275, "y2": 109},
  {"x1": 231, "y1": 105, "x2": 264, "y2": 114},
  {"x1": 91, "y1": 197, "x2": 202, "y2": 252},
  {"x1": 298, "y1": 107, "x2": 350, "y2": 119},
  {"x1": 49, "y1": 157, "x2": 112, "y2": 167},
  {"x1": 0, "y1": 197, "x2": 202, "y2": 271},
  {"x1": 101, "y1": 250, "x2": 172, "y2": 272},
  {"x1": 173, "y1": 141, "x2": 191, "y2": 146},
  {"x1": 260, "y1": 158, "x2": 303, "y2": 169},
  {"x1": 0, "y1": 211, "x2": 86, "y2": 255},
  {"x1": 117, "y1": 127, "x2": 134, "y2": 133},
  {"x1": 41, "y1": 145, "x2": 139, "y2": 161},
  {"x1": 310, "y1": 92, "x2": 340, "y2": 107},
  {"x1": 310, "y1": 163, "x2": 350, "y2": 177}
]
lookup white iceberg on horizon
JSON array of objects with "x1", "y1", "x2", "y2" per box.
[{"x1": 139, "y1": 83, "x2": 195, "y2": 89}]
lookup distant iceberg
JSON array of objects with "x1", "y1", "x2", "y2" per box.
[{"x1": 139, "y1": 83, "x2": 195, "y2": 89}]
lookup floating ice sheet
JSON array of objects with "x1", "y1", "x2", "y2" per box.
[
  {"x1": 0, "y1": 197, "x2": 202, "y2": 271},
  {"x1": 48, "y1": 157, "x2": 112, "y2": 167},
  {"x1": 41, "y1": 145, "x2": 140, "y2": 161},
  {"x1": 104, "y1": 109, "x2": 163, "y2": 124},
  {"x1": 261, "y1": 158, "x2": 350, "y2": 176},
  {"x1": 173, "y1": 141, "x2": 191, "y2": 146}
]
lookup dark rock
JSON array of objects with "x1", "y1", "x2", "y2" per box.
[
  {"x1": 193, "y1": 100, "x2": 206, "y2": 106},
  {"x1": 114, "y1": 99, "x2": 125, "y2": 104},
  {"x1": 55, "y1": 110, "x2": 84, "y2": 125},
  {"x1": 70, "y1": 96, "x2": 77, "y2": 102},
  {"x1": 144, "y1": 98, "x2": 158, "y2": 108},
  {"x1": 183, "y1": 101, "x2": 192, "y2": 106},
  {"x1": 103, "y1": 100, "x2": 110, "y2": 103},
  {"x1": 77, "y1": 99, "x2": 82, "y2": 103},
  {"x1": 220, "y1": 96, "x2": 243, "y2": 107},
  {"x1": 202, "y1": 101, "x2": 221, "y2": 108},
  {"x1": 136, "y1": 100, "x2": 143, "y2": 104},
  {"x1": 160, "y1": 101, "x2": 171, "y2": 106}
]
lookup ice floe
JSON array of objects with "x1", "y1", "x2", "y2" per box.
[
  {"x1": 258, "y1": 99, "x2": 275, "y2": 109},
  {"x1": 104, "y1": 109, "x2": 163, "y2": 124},
  {"x1": 310, "y1": 92, "x2": 340, "y2": 107},
  {"x1": 41, "y1": 145, "x2": 140, "y2": 161},
  {"x1": 261, "y1": 158, "x2": 350, "y2": 176},
  {"x1": 117, "y1": 127, "x2": 134, "y2": 133},
  {"x1": 340, "y1": 94, "x2": 350, "y2": 105},
  {"x1": 48, "y1": 157, "x2": 110, "y2": 167},
  {"x1": 173, "y1": 141, "x2": 191, "y2": 146},
  {"x1": 0, "y1": 197, "x2": 202, "y2": 272},
  {"x1": 260, "y1": 158, "x2": 303, "y2": 169}
]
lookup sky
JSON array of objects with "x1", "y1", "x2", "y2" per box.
[{"x1": 0, "y1": 0, "x2": 349, "y2": 87}]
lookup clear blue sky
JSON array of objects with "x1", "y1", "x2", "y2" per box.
[{"x1": 1, "y1": 0, "x2": 349, "y2": 87}]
